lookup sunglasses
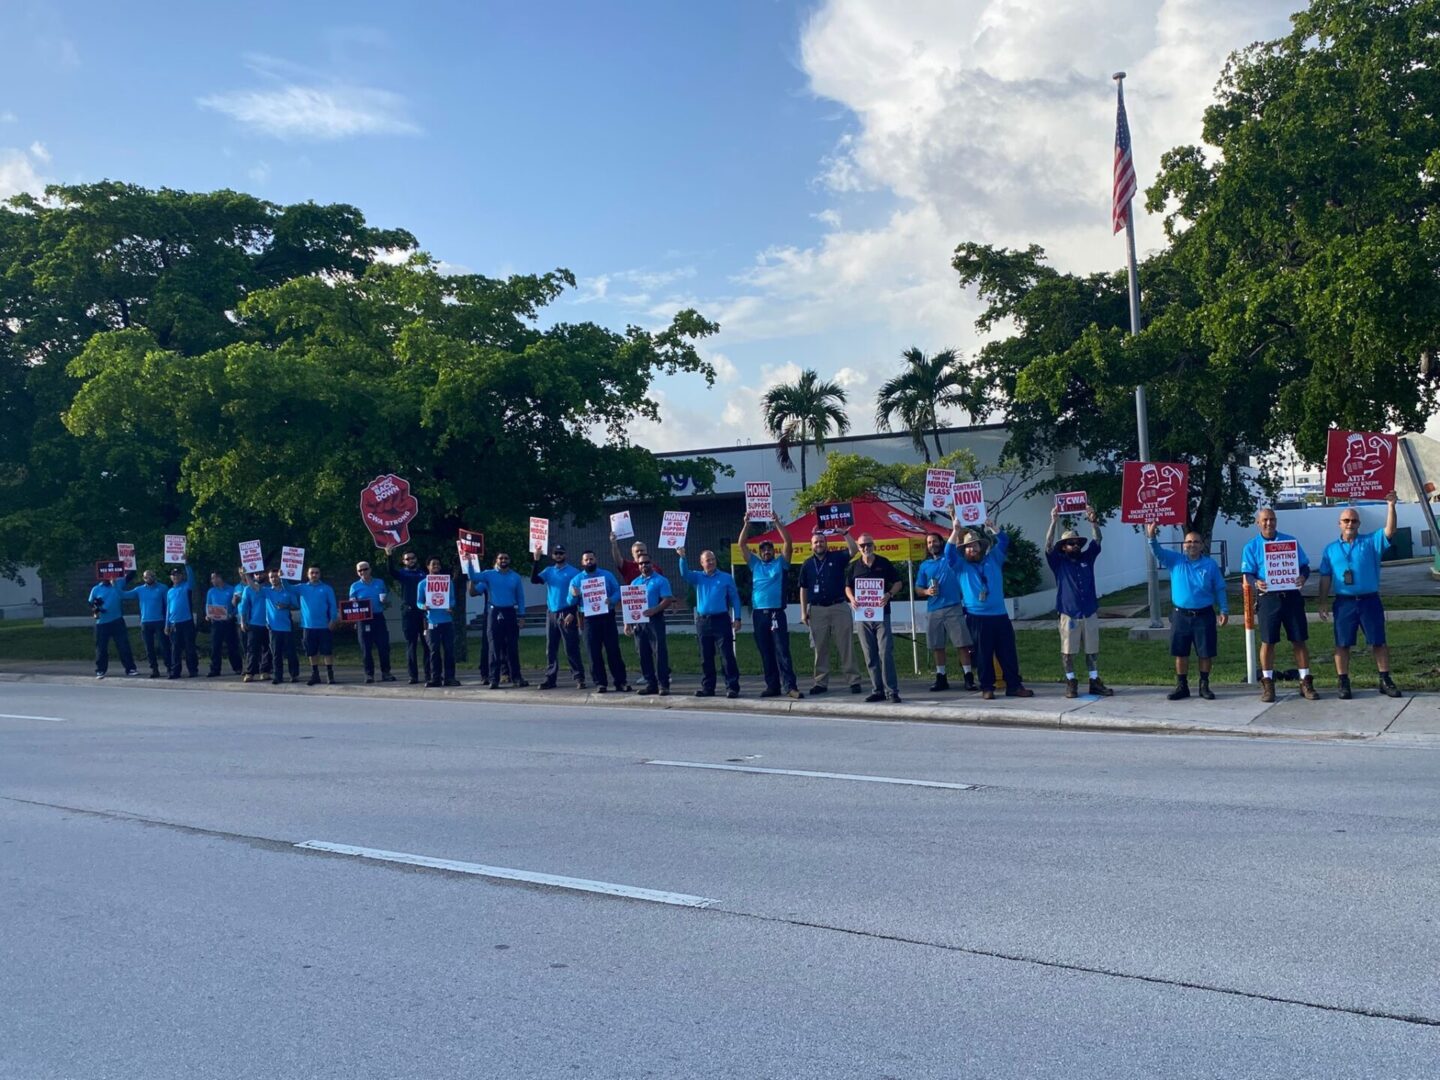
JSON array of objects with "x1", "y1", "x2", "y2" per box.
[{"x1": 858, "y1": 542, "x2": 874, "y2": 549}]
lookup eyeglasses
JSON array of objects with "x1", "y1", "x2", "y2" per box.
[
  {"x1": 858, "y1": 542, "x2": 874, "y2": 549},
  {"x1": 1340, "y1": 518, "x2": 1359, "y2": 524}
]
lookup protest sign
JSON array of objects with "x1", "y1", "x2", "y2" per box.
[
  {"x1": 815, "y1": 502, "x2": 854, "y2": 532},
  {"x1": 116, "y1": 543, "x2": 136, "y2": 572},
  {"x1": 924, "y1": 469, "x2": 957, "y2": 512},
  {"x1": 164, "y1": 534, "x2": 187, "y2": 564},
  {"x1": 609, "y1": 511, "x2": 634, "y2": 540},
  {"x1": 341, "y1": 598, "x2": 373, "y2": 623},
  {"x1": 95, "y1": 559, "x2": 126, "y2": 583},
  {"x1": 621, "y1": 584, "x2": 649, "y2": 625},
  {"x1": 457, "y1": 529, "x2": 485, "y2": 575},
  {"x1": 1262, "y1": 540, "x2": 1302, "y2": 591},
  {"x1": 423, "y1": 574, "x2": 451, "y2": 610},
  {"x1": 205, "y1": 604, "x2": 230, "y2": 621},
  {"x1": 744, "y1": 482, "x2": 774, "y2": 521},
  {"x1": 237, "y1": 540, "x2": 264, "y2": 576},
  {"x1": 360, "y1": 473, "x2": 419, "y2": 549},
  {"x1": 952, "y1": 481, "x2": 986, "y2": 528},
  {"x1": 280, "y1": 546, "x2": 305, "y2": 581},
  {"x1": 529, "y1": 517, "x2": 550, "y2": 555},
  {"x1": 1055, "y1": 491, "x2": 1089, "y2": 514},
  {"x1": 1324, "y1": 430, "x2": 1398, "y2": 500},
  {"x1": 853, "y1": 577, "x2": 886, "y2": 623},
  {"x1": 1120, "y1": 462, "x2": 1188, "y2": 526},
  {"x1": 580, "y1": 575, "x2": 610, "y2": 616},
  {"x1": 658, "y1": 510, "x2": 690, "y2": 549}
]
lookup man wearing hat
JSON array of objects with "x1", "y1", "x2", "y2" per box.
[
  {"x1": 1043, "y1": 503, "x2": 1112, "y2": 698},
  {"x1": 164, "y1": 566, "x2": 199, "y2": 679},
  {"x1": 738, "y1": 515, "x2": 802, "y2": 699},
  {"x1": 532, "y1": 542, "x2": 586, "y2": 689},
  {"x1": 949, "y1": 510, "x2": 1033, "y2": 700}
]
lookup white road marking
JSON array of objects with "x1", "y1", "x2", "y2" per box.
[
  {"x1": 643, "y1": 759, "x2": 975, "y2": 790},
  {"x1": 0, "y1": 713, "x2": 67, "y2": 723},
  {"x1": 294, "y1": 841, "x2": 720, "y2": 908}
]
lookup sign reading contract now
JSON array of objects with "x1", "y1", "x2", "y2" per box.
[
  {"x1": 952, "y1": 481, "x2": 985, "y2": 528},
  {"x1": 424, "y1": 574, "x2": 451, "y2": 609}
]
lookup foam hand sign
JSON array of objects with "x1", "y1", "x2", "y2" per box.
[{"x1": 360, "y1": 474, "x2": 420, "y2": 549}]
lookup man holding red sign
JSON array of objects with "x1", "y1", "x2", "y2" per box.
[
  {"x1": 422, "y1": 557, "x2": 460, "y2": 687},
  {"x1": 87, "y1": 571, "x2": 139, "y2": 678},
  {"x1": 568, "y1": 551, "x2": 629, "y2": 692},
  {"x1": 1317, "y1": 492, "x2": 1402, "y2": 699},
  {"x1": 349, "y1": 560, "x2": 395, "y2": 684},
  {"x1": 1043, "y1": 503, "x2": 1112, "y2": 698},
  {"x1": 1241, "y1": 509, "x2": 1317, "y2": 702}
]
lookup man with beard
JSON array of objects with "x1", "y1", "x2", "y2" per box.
[
  {"x1": 568, "y1": 550, "x2": 629, "y2": 693},
  {"x1": 236, "y1": 574, "x2": 269, "y2": 682},
  {"x1": 89, "y1": 570, "x2": 139, "y2": 679},
  {"x1": 423, "y1": 556, "x2": 460, "y2": 688},
  {"x1": 469, "y1": 552, "x2": 528, "y2": 690},
  {"x1": 164, "y1": 566, "x2": 199, "y2": 679},
  {"x1": 738, "y1": 515, "x2": 802, "y2": 700},
  {"x1": 295, "y1": 566, "x2": 339, "y2": 686},
  {"x1": 385, "y1": 545, "x2": 431, "y2": 685},
  {"x1": 203, "y1": 571, "x2": 243, "y2": 677},
  {"x1": 915, "y1": 531, "x2": 975, "y2": 692},
  {"x1": 1147, "y1": 524, "x2": 1229, "y2": 700},
  {"x1": 532, "y1": 543, "x2": 585, "y2": 689},
  {"x1": 845, "y1": 533, "x2": 904, "y2": 704},
  {"x1": 1241, "y1": 508, "x2": 1317, "y2": 703},
  {"x1": 950, "y1": 511, "x2": 1033, "y2": 701},
  {"x1": 624, "y1": 551, "x2": 676, "y2": 695},
  {"x1": 122, "y1": 569, "x2": 170, "y2": 677},
  {"x1": 797, "y1": 527, "x2": 862, "y2": 695},
  {"x1": 1317, "y1": 492, "x2": 1402, "y2": 700},
  {"x1": 677, "y1": 547, "x2": 743, "y2": 698},
  {"x1": 1043, "y1": 503, "x2": 1112, "y2": 698},
  {"x1": 264, "y1": 567, "x2": 301, "y2": 685}
]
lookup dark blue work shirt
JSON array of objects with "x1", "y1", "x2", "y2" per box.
[
  {"x1": 799, "y1": 550, "x2": 852, "y2": 606},
  {"x1": 1045, "y1": 542, "x2": 1101, "y2": 619}
]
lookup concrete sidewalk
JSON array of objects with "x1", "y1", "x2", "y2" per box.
[{"x1": 2, "y1": 660, "x2": 1434, "y2": 745}]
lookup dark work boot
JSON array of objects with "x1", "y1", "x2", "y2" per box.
[
  {"x1": 929, "y1": 673, "x2": 950, "y2": 692},
  {"x1": 1167, "y1": 677, "x2": 1190, "y2": 701}
]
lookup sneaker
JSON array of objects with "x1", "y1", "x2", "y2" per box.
[
  {"x1": 326, "y1": 673, "x2": 335, "y2": 685},
  {"x1": 242, "y1": 674, "x2": 253, "y2": 683},
  {"x1": 595, "y1": 685, "x2": 608, "y2": 693},
  {"x1": 659, "y1": 686, "x2": 671, "y2": 696},
  {"x1": 809, "y1": 685, "x2": 828, "y2": 696},
  {"x1": 148, "y1": 670, "x2": 160, "y2": 679},
  {"x1": 929, "y1": 674, "x2": 950, "y2": 692},
  {"x1": 272, "y1": 678, "x2": 284, "y2": 686},
  {"x1": 125, "y1": 670, "x2": 139, "y2": 677},
  {"x1": 1088, "y1": 678, "x2": 1114, "y2": 697},
  {"x1": 889, "y1": 695, "x2": 903, "y2": 704},
  {"x1": 759, "y1": 687, "x2": 782, "y2": 699},
  {"x1": 516, "y1": 680, "x2": 530, "y2": 688},
  {"x1": 1167, "y1": 683, "x2": 1190, "y2": 701},
  {"x1": 1259, "y1": 677, "x2": 1275, "y2": 703},
  {"x1": 1379, "y1": 679, "x2": 1402, "y2": 699},
  {"x1": 488, "y1": 682, "x2": 501, "y2": 690},
  {"x1": 616, "y1": 684, "x2": 633, "y2": 693},
  {"x1": 206, "y1": 671, "x2": 220, "y2": 678},
  {"x1": 1338, "y1": 679, "x2": 1353, "y2": 700},
  {"x1": 409, "y1": 677, "x2": 421, "y2": 685},
  {"x1": 787, "y1": 688, "x2": 804, "y2": 700},
  {"x1": 1006, "y1": 687, "x2": 1035, "y2": 698},
  {"x1": 695, "y1": 689, "x2": 715, "y2": 698},
  {"x1": 865, "y1": 691, "x2": 886, "y2": 703},
  {"x1": 725, "y1": 689, "x2": 739, "y2": 699},
  {"x1": 425, "y1": 680, "x2": 441, "y2": 688},
  {"x1": 1197, "y1": 682, "x2": 1215, "y2": 700},
  {"x1": 1300, "y1": 675, "x2": 1319, "y2": 701},
  {"x1": 95, "y1": 672, "x2": 106, "y2": 679},
  {"x1": 637, "y1": 685, "x2": 659, "y2": 696},
  {"x1": 575, "y1": 680, "x2": 587, "y2": 690},
  {"x1": 1064, "y1": 679, "x2": 1078, "y2": 699}
]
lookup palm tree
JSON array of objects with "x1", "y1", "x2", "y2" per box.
[
  {"x1": 874, "y1": 347, "x2": 970, "y2": 462},
  {"x1": 761, "y1": 369, "x2": 850, "y2": 490}
]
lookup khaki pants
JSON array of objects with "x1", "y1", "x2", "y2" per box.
[{"x1": 807, "y1": 603, "x2": 859, "y2": 689}]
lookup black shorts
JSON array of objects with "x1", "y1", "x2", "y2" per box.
[
  {"x1": 1257, "y1": 589, "x2": 1308, "y2": 645},
  {"x1": 303, "y1": 628, "x2": 334, "y2": 656},
  {"x1": 1170, "y1": 606, "x2": 1218, "y2": 659},
  {"x1": 1332, "y1": 594, "x2": 1386, "y2": 648}
]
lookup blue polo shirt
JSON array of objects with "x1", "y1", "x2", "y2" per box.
[
  {"x1": 948, "y1": 531, "x2": 1009, "y2": 617},
  {"x1": 237, "y1": 586, "x2": 267, "y2": 627},
  {"x1": 87, "y1": 582, "x2": 125, "y2": 624},
  {"x1": 746, "y1": 552, "x2": 788, "y2": 610},
  {"x1": 425, "y1": 590, "x2": 454, "y2": 625},
  {"x1": 205, "y1": 585, "x2": 236, "y2": 619},
  {"x1": 1318, "y1": 531, "x2": 1390, "y2": 596},
  {"x1": 569, "y1": 567, "x2": 621, "y2": 607},
  {"x1": 631, "y1": 571, "x2": 672, "y2": 611},
  {"x1": 472, "y1": 568, "x2": 527, "y2": 608},
  {"x1": 915, "y1": 545, "x2": 963, "y2": 612},
  {"x1": 1150, "y1": 539, "x2": 1228, "y2": 614},
  {"x1": 1241, "y1": 532, "x2": 1310, "y2": 583},
  {"x1": 348, "y1": 578, "x2": 388, "y2": 616},
  {"x1": 122, "y1": 581, "x2": 168, "y2": 622},
  {"x1": 295, "y1": 582, "x2": 337, "y2": 629},
  {"x1": 1045, "y1": 542, "x2": 1101, "y2": 619},
  {"x1": 533, "y1": 562, "x2": 581, "y2": 611},
  {"x1": 678, "y1": 559, "x2": 742, "y2": 619},
  {"x1": 165, "y1": 570, "x2": 194, "y2": 624},
  {"x1": 263, "y1": 583, "x2": 298, "y2": 632}
]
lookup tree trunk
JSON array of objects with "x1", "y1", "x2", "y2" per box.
[
  {"x1": 799, "y1": 444, "x2": 808, "y2": 491},
  {"x1": 932, "y1": 429, "x2": 944, "y2": 462}
]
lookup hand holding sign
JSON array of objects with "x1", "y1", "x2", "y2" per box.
[
  {"x1": 925, "y1": 469, "x2": 956, "y2": 512},
  {"x1": 659, "y1": 510, "x2": 690, "y2": 550}
]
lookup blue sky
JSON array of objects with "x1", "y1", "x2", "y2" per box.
[{"x1": 2, "y1": 0, "x2": 1309, "y2": 450}]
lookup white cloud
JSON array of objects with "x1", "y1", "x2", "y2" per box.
[
  {"x1": 0, "y1": 111, "x2": 17, "y2": 124},
  {"x1": 27, "y1": 140, "x2": 49, "y2": 162},
  {"x1": 0, "y1": 144, "x2": 48, "y2": 200},
  {"x1": 198, "y1": 83, "x2": 419, "y2": 140},
  {"x1": 247, "y1": 160, "x2": 270, "y2": 183}
]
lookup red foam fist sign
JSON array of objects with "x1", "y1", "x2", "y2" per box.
[{"x1": 360, "y1": 474, "x2": 419, "y2": 549}]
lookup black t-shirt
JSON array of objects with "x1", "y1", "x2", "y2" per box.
[{"x1": 846, "y1": 555, "x2": 900, "y2": 593}]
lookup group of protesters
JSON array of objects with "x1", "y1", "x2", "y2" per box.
[{"x1": 88, "y1": 490, "x2": 1406, "y2": 702}]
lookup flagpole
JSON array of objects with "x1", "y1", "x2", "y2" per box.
[{"x1": 1114, "y1": 70, "x2": 1163, "y2": 630}]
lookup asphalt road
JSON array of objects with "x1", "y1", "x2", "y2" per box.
[{"x1": 2, "y1": 683, "x2": 1438, "y2": 1079}]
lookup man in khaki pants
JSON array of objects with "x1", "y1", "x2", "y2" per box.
[{"x1": 798, "y1": 527, "x2": 861, "y2": 695}]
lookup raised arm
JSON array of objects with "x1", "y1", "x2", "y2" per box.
[
  {"x1": 608, "y1": 532, "x2": 625, "y2": 571},
  {"x1": 1044, "y1": 504, "x2": 1060, "y2": 552},
  {"x1": 737, "y1": 516, "x2": 752, "y2": 549},
  {"x1": 1086, "y1": 505, "x2": 1102, "y2": 544},
  {"x1": 1384, "y1": 490, "x2": 1399, "y2": 538},
  {"x1": 774, "y1": 517, "x2": 792, "y2": 562},
  {"x1": 842, "y1": 529, "x2": 859, "y2": 557}
]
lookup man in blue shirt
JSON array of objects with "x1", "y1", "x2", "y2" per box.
[
  {"x1": 264, "y1": 567, "x2": 301, "y2": 684},
  {"x1": 349, "y1": 559, "x2": 395, "y2": 684},
  {"x1": 1147, "y1": 524, "x2": 1229, "y2": 700},
  {"x1": 1241, "y1": 508, "x2": 1316, "y2": 703},
  {"x1": 949, "y1": 510, "x2": 1033, "y2": 700},
  {"x1": 532, "y1": 543, "x2": 585, "y2": 690},
  {"x1": 915, "y1": 531, "x2": 975, "y2": 693},
  {"x1": 88, "y1": 571, "x2": 138, "y2": 679},
  {"x1": 122, "y1": 568, "x2": 170, "y2": 677},
  {"x1": 204, "y1": 571, "x2": 243, "y2": 678},
  {"x1": 470, "y1": 552, "x2": 529, "y2": 690},
  {"x1": 1317, "y1": 491, "x2": 1402, "y2": 700},
  {"x1": 677, "y1": 547, "x2": 743, "y2": 698},
  {"x1": 236, "y1": 574, "x2": 269, "y2": 682},
  {"x1": 797, "y1": 528, "x2": 862, "y2": 695},
  {"x1": 1043, "y1": 503, "x2": 1112, "y2": 698},
  {"x1": 164, "y1": 566, "x2": 199, "y2": 679},
  {"x1": 569, "y1": 551, "x2": 629, "y2": 692},
  {"x1": 295, "y1": 566, "x2": 339, "y2": 685},
  {"x1": 738, "y1": 515, "x2": 802, "y2": 699},
  {"x1": 421, "y1": 556, "x2": 460, "y2": 687},
  {"x1": 623, "y1": 553, "x2": 676, "y2": 695},
  {"x1": 386, "y1": 545, "x2": 431, "y2": 685}
]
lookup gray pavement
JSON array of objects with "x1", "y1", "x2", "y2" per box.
[{"x1": 1, "y1": 682, "x2": 1439, "y2": 1078}]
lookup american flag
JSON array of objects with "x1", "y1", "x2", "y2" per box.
[{"x1": 1112, "y1": 82, "x2": 1137, "y2": 234}]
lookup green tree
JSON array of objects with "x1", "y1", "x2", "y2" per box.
[
  {"x1": 793, "y1": 449, "x2": 982, "y2": 516},
  {"x1": 760, "y1": 369, "x2": 850, "y2": 490},
  {"x1": 873, "y1": 346, "x2": 971, "y2": 462}
]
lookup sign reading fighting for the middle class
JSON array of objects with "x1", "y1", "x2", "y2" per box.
[
  {"x1": 1262, "y1": 540, "x2": 1302, "y2": 590},
  {"x1": 925, "y1": 469, "x2": 956, "y2": 512}
]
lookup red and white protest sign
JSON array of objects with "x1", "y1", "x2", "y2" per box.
[
  {"x1": 95, "y1": 559, "x2": 127, "y2": 582},
  {"x1": 280, "y1": 546, "x2": 305, "y2": 581},
  {"x1": 1262, "y1": 540, "x2": 1302, "y2": 591},
  {"x1": 205, "y1": 604, "x2": 230, "y2": 622},
  {"x1": 164, "y1": 534, "x2": 187, "y2": 564},
  {"x1": 1324, "y1": 430, "x2": 1398, "y2": 500},
  {"x1": 360, "y1": 473, "x2": 419, "y2": 549},
  {"x1": 815, "y1": 503, "x2": 853, "y2": 532},
  {"x1": 853, "y1": 577, "x2": 886, "y2": 623},
  {"x1": 237, "y1": 540, "x2": 264, "y2": 576},
  {"x1": 659, "y1": 510, "x2": 690, "y2": 549},
  {"x1": 925, "y1": 469, "x2": 957, "y2": 512},
  {"x1": 116, "y1": 543, "x2": 136, "y2": 572},
  {"x1": 609, "y1": 511, "x2": 634, "y2": 540},
  {"x1": 424, "y1": 574, "x2": 451, "y2": 610},
  {"x1": 457, "y1": 529, "x2": 484, "y2": 576},
  {"x1": 529, "y1": 517, "x2": 550, "y2": 555},
  {"x1": 341, "y1": 598, "x2": 373, "y2": 623},
  {"x1": 744, "y1": 482, "x2": 774, "y2": 521},
  {"x1": 579, "y1": 575, "x2": 610, "y2": 616},
  {"x1": 1055, "y1": 491, "x2": 1089, "y2": 514},
  {"x1": 952, "y1": 481, "x2": 986, "y2": 528},
  {"x1": 620, "y1": 584, "x2": 649, "y2": 625},
  {"x1": 1120, "y1": 462, "x2": 1188, "y2": 526}
]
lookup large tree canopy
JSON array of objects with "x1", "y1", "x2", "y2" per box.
[{"x1": 0, "y1": 182, "x2": 722, "y2": 581}]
